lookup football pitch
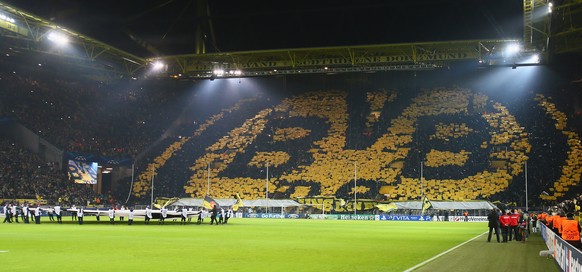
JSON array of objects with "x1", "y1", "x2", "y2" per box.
[{"x1": 0, "y1": 217, "x2": 558, "y2": 272}]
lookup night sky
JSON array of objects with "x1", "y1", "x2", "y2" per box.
[{"x1": 3, "y1": 0, "x2": 523, "y2": 57}]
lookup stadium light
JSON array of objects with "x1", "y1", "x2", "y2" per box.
[
  {"x1": 151, "y1": 61, "x2": 165, "y2": 71},
  {"x1": 213, "y1": 69, "x2": 225, "y2": 76},
  {"x1": 531, "y1": 54, "x2": 540, "y2": 64},
  {"x1": 0, "y1": 14, "x2": 15, "y2": 23},
  {"x1": 47, "y1": 31, "x2": 69, "y2": 46},
  {"x1": 548, "y1": 2, "x2": 553, "y2": 13},
  {"x1": 505, "y1": 43, "x2": 521, "y2": 56}
]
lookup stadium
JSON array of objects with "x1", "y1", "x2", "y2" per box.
[{"x1": 0, "y1": 1, "x2": 581, "y2": 271}]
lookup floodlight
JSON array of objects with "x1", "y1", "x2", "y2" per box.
[
  {"x1": 213, "y1": 69, "x2": 224, "y2": 76},
  {"x1": 0, "y1": 14, "x2": 15, "y2": 23},
  {"x1": 548, "y1": 2, "x2": 553, "y2": 13},
  {"x1": 505, "y1": 43, "x2": 521, "y2": 56},
  {"x1": 152, "y1": 61, "x2": 164, "y2": 70},
  {"x1": 532, "y1": 54, "x2": 540, "y2": 63},
  {"x1": 47, "y1": 31, "x2": 69, "y2": 45}
]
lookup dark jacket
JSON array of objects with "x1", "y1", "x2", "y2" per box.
[{"x1": 487, "y1": 210, "x2": 499, "y2": 228}]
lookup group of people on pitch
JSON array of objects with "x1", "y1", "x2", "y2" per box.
[
  {"x1": 487, "y1": 208, "x2": 581, "y2": 249},
  {"x1": 2, "y1": 202, "x2": 60, "y2": 225},
  {"x1": 205, "y1": 205, "x2": 233, "y2": 225}
]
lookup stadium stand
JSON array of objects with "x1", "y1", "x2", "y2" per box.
[
  {"x1": 0, "y1": 55, "x2": 581, "y2": 209},
  {"x1": 0, "y1": 134, "x2": 96, "y2": 205}
]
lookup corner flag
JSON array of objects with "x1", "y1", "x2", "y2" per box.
[
  {"x1": 203, "y1": 195, "x2": 218, "y2": 209},
  {"x1": 232, "y1": 193, "x2": 244, "y2": 212},
  {"x1": 421, "y1": 195, "x2": 433, "y2": 215}
]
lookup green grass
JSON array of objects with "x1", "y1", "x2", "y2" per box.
[{"x1": 0, "y1": 217, "x2": 558, "y2": 272}]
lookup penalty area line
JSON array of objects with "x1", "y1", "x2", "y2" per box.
[{"x1": 403, "y1": 231, "x2": 487, "y2": 272}]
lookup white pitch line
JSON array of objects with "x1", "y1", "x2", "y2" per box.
[
  {"x1": 0, "y1": 250, "x2": 9, "y2": 253},
  {"x1": 403, "y1": 231, "x2": 487, "y2": 272}
]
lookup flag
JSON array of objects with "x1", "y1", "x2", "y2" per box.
[
  {"x1": 232, "y1": 193, "x2": 244, "y2": 212},
  {"x1": 376, "y1": 203, "x2": 398, "y2": 212},
  {"x1": 421, "y1": 195, "x2": 433, "y2": 215},
  {"x1": 203, "y1": 195, "x2": 218, "y2": 209}
]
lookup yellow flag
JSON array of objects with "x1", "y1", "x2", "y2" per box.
[
  {"x1": 232, "y1": 193, "x2": 244, "y2": 212},
  {"x1": 422, "y1": 196, "x2": 433, "y2": 215},
  {"x1": 376, "y1": 203, "x2": 398, "y2": 212}
]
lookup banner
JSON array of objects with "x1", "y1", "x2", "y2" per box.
[
  {"x1": 449, "y1": 216, "x2": 488, "y2": 222},
  {"x1": 296, "y1": 197, "x2": 378, "y2": 212},
  {"x1": 338, "y1": 214, "x2": 376, "y2": 220},
  {"x1": 244, "y1": 213, "x2": 302, "y2": 219},
  {"x1": 0, "y1": 199, "x2": 47, "y2": 205},
  {"x1": 540, "y1": 223, "x2": 582, "y2": 271},
  {"x1": 377, "y1": 214, "x2": 432, "y2": 221}
]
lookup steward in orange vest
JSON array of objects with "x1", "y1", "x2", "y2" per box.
[
  {"x1": 561, "y1": 213, "x2": 581, "y2": 249},
  {"x1": 546, "y1": 213, "x2": 554, "y2": 228},
  {"x1": 553, "y1": 213, "x2": 564, "y2": 234}
]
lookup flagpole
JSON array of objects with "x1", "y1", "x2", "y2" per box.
[
  {"x1": 266, "y1": 162, "x2": 269, "y2": 214},
  {"x1": 525, "y1": 161, "x2": 529, "y2": 211},
  {"x1": 207, "y1": 162, "x2": 210, "y2": 196},
  {"x1": 151, "y1": 165, "x2": 155, "y2": 208},
  {"x1": 354, "y1": 161, "x2": 357, "y2": 216},
  {"x1": 124, "y1": 163, "x2": 135, "y2": 204},
  {"x1": 420, "y1": 161, "x2": 424, "y2": 200}
]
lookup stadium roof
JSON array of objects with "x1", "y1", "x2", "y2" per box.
[
  {"x1": 4, "y1": 1, "x2": 576, "y2": 80},
  {"x1": 1, "y1": 0, "x2": 523, "y2": 57},
  {"x1": 390, "y1": 201, "x2": 498, "y2": 210},
  {"x1": 172, "y1": 198, "x2": 302, "y2": 208}
]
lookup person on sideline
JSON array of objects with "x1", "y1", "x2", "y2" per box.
[
  {"x1": 34, "y1": 206, "x2": 42, "y2": 224},
  {"x1": 3, "y1": 203, "x2": 11, "y2": 223},
  {"x1": 71, "y1": 204, "x2": 77, "y2": 221},
  {"x1": 47, "y1": 208, "x2": 54, "y2": 222},
  {"x1": 509, "y1": 209, "x2": 520, "y2": 241},
  {"x1": 54, "y1": 204, "x2": 62, "y2": 224},
  {"x1": 197, "y1": 209, "x2": 204, "y2": 224},
  {"x1": 108, "y1": 207, "x2": 115, "y2": 224},
  {"x1": 11, "y1": 203, "x2": 19, "y2": 223},
  {"x1": 160, "y1": 207, "x2": 167, "y2": 225},
  {"x1": 499, "y1": 211, "x2": 511, "y2": 242},
  {"x1": 487, "y1": 209, "x2": 500, "y2": 243},
  {"x1": 561, "y1": 212, "x2": 581, "y2": 249},
  {"x1": 145, "y1": 206, "x2": 152, "y2": 224},
  {"x1": 531, "y1": 213, "x2": 538, "y2": 233},
  {"x1": 22, "y1": 203, "x2": 29, "y2": 224},
  {"x1": 210, "y1": 205, "x2": 219, "y2": 225},
  {"x1": 77, "y1": 207, "x2": 84, "y2": 225},
  {"x1": 180, "y1": 207, "x2": 187, "y2": 225},
  {"x1": 119, "y1": 206, "x2": 125, "y2": 222},
  {"x1": 128, "y1": 208, "x2": 134, "y2": 225}
]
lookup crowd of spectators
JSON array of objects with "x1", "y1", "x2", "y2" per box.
[
  {"x1": 0, "y1": 134, "x2": 95, "y2": 205},
  {"x1": 144, "y1": 88, "x2": 527, "y2": 202},
  {"x1": 535, "y1": 94, "x2": 582, "y2": 202},
  {"x1": 132, "y1": 86, "x2": 579, "y2": 208},
  {"x1": 0, "y1": 58, "x2": 190, "y2": 157},
  {"x1": 1, "y1": 54, "x2": 581, "y2": 209}
]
